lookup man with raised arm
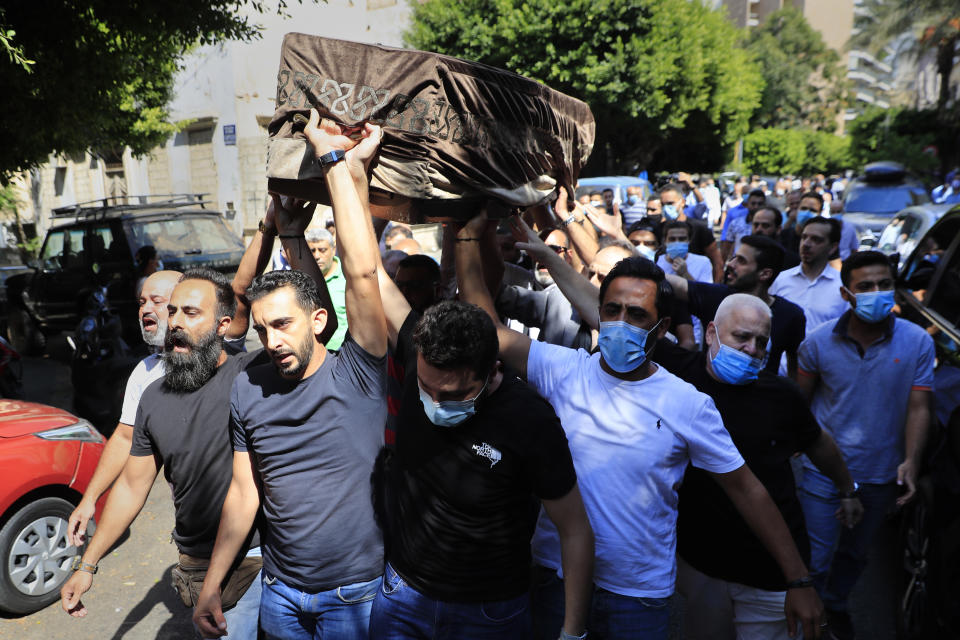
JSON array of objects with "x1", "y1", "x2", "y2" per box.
[
  {"x1": 456, "y1": 211, "x2": 825, "y2": 640},
  {"x1": 193, "y1": 111, "x2": 388, "y2": 640}
]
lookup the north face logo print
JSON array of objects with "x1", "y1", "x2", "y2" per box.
[{"x1": 472, "y1": 442, "x2": 502, "y2": 468}]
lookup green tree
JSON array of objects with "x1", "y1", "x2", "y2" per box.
[
  {"x1": 743, "y1": 7, "x2": 849, "y2": 132},
  {"x1": 0, "y1": 1, "x2": 306, "y2": 178},
  {"x1": 742, "y1": 128, "x2": 808, "y2": 175},
  {"x1": 405, "y1": 0, "x2": 763, "y2": 173},
  {"x1": 851, "y1": 0, "x2": 960, "y2": 121},
  {"x1": 847, "y1": 106, "x2": 944, "y2": 174}
]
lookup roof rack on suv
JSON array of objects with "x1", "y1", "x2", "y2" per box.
[{"x1": 51, "y1": 193, "x2": 212, "y2": 220}]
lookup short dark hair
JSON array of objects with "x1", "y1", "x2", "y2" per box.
[
  {"x1": 386, "y1": 226, "x2": 414, "y2": 240},
  {"x1": 412, "y1": 300, "x2": 498, "y2": 381},
  {"x1": 180, "y1": 268, "x2": 236, "y2": 320},
  {"x1": 747, "y1": 188, "x2": 766, "y2": 200},
  {"x1": 135, "y1": 245, "x2": 157, "y2": 267},
  {"x1": 396, "y1": 254, "x2": 440, "y2": 282},
  {"x1": 538, "y1": 227, "x2": 568, "y2": 243},
  {"x1": 246, "y1": 269, "x2": 323, "y2": 313},
  {"x1": 800, "y1": 191, "x2": 824, "y2": 209},
  {"x1": 663, "y1": 220, "x2": 690, "y2": 237},
  {"x1": 589, "y1": 190, "x2": 602, "y2": 197},
  {"x1": 602, "y1": 188, "x2": 614, "y2": 194},
  {"x1": 841, "y1": 250, "x2": 893, "y2": 287},
  {"x1": 801, "y1": 216, "x2": 841, "y2": 244},
  {"x1": 739, "y1": 235, "x2": 785, "y2": 278},
  {"x1": 750, "y1": 206, "x2": 782, "y2": 227},
  {"x1": 626, "y1": 221, "x2": 661, "y2": 244},
  {"x1": 598, "y1": 256, "x2": 674, "y2": 321},
  {"x1": 658, "y1": 183, "x2": 683, "y2": 199}
]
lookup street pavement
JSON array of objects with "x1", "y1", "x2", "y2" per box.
[{"x1": 0, "y1": 339, "x2": 900, "y2": 639}]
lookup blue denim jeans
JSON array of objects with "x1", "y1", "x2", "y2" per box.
[
  {"x1": 369, "y1": 562, "x2": 532, "y2": 639},
  {"x1": 259, "y1": 570, "x2": 380, "y2": 640},
  {"x1": 797, "y1": 467, "x2": 899, "y2": 611},
  {"x1": 532, "y1": 566, "x2": 669, "y2": 640},
  {"x1": 191, "y1": 547, "x2": 262, "y2": 640}
]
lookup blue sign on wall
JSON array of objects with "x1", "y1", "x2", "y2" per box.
[{"x1": 223, "y1": 124, "x2": 237, "y2": 146}]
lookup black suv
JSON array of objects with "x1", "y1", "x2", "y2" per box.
[
  {"x1": 841, "y1": 161, "x2": 930, "y2": 249},
  {"x1": 6, "y1": 195, "x2": 245, "y2": 353}
]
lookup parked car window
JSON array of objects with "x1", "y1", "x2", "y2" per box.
[
  {"x1": 40, "y1": 228, "x2": 85, "y2": 270},
  {"x1": 126, "y1": 216, "x2": 243, "y2": 257},
  {"x1": 926, "y1": 222, "x2": 960, "y2": 328},
  {"x1": 845, "y1": 184, "x2": 929, "y2": 214}
]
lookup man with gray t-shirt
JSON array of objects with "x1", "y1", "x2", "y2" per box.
[{"x1": 194, "y1": 114, "x2": 388, "y2": 640}]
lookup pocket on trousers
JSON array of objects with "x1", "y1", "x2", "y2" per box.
[
  {"x1": 636, "y1": 596, "x2": 669, "y2": 610},
  {"x1": 337, "y1": 577, "x2": 380, "y2": 604},
  {"x1": 381, "y1": 565, "x2": 405, "y2": 596},
  {"x1": 480, "y1": 596, "x2": 529, "y2": 623}
]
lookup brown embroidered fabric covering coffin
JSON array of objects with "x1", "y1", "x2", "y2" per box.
[{"x1": 265, "y1": 33, "x2": 595, "y2": 223}]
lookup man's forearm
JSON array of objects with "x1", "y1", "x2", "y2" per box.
[
  {"x1": 326, "y1": 163, "x2": 378, "y2": 281},
  {"x1": 456, "y1": 225, "x2": 499, "y2": 320},
  {"x1": 559, "y1": 527, "x2": 593, "y2": 636},
  {"x1": 805, "y1": 432, "x2": 855, "y2": 493},
  {"x1": 566, "y1": 219, "x2": 600, "y2": 266},
  {"x1": 80, "y1": 473, "x2": 152, "y2": 566},
  {"x1": 904, "y1": 401, "x2": 931, "y2": 465},
  {"x1": 542, "y1": 250, "x2": 601, "y2": 330},
  {"x1": 705, "y1": 243, "x2": 724, "y2": 283},
  {"x1": 721, "y1": 469, "x2": 808, "y2": 582},
  {"x1": 202, "y1": 485, "x2": 259, "y2": 591},
  {"x1": 78, "y1": 424, "x2": 132, "y2": 507},
  {"x1": 229, "y1": 228, "x2": 273, "y2": 338}
]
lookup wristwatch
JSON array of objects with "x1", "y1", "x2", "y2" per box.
[
  {"x1": 785, "y1": 576, "x2": 815, "y2": 589},
  {"x1": 840, "y1": 481, "x2": 860, "y2": 500},
  {"x1": 72, "y1": 557, "x2": 98, "y2": 574},
  {"x1": 316, "y1": 148, "x2": 346, "y2": 169}
]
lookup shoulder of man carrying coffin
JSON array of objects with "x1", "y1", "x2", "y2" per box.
[{"x1": 265, "y1": 34, "x2": 596, "y2": 221}]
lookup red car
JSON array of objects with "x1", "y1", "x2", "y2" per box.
[{"x1": 0, "y1": 400, "x2": 106, "y2": 614}]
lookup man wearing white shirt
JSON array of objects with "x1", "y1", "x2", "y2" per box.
[
  {"x1": 456, "y1": 215, "x2": 823, "y2": 640},
  {"x1": 656, "y1": 221, "x2": 713, "y2": 284},
  {"x1": 770, "y1": 217, "x2": 848, "y2": 332},
  {"x1": 66, "y1": 270, "x2": 180, "y2": 546}
]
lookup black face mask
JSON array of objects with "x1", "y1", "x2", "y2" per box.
[{"x1": 645, "y1": 214, "x2": 663, "y2": 226}]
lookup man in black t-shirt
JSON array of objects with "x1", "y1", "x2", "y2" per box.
[
  {"x1": 667, "y1": 234, "x2": 805, "y2": 376},
  {"x1": 60, "y1": 269, "x2": 268, "y2": 640},
  {"x1": 370, "y1": 299, "x2": 594, "y2": 634},
  {"x1": 654, "y1": 293, "x2": 861, "y2": 640}
]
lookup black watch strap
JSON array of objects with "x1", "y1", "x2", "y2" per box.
[
  {"x1": 316, "y1": 148, "x2": 346, "y2": 168},
  {"x1": 785, "y1": 576, "x2": 814, "y2": 589}
]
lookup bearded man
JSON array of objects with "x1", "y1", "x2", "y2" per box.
[{"x1": 60, "y1": 268, "x2": 269, "y2": 640}]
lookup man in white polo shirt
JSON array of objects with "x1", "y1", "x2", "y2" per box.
[
  {"x1": 456, "y1": 213, "x2": 823, "y2": 640},
  {"x1": 770, "y1": 216, "x2": 848, "y2": 332}
]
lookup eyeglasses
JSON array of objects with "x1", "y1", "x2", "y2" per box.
[{"x1": 547, "y1": 244, "x2": 569, "y2": 254}]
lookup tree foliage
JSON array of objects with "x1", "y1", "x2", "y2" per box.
[
  {"x1": 742, "y1": 128, "x2": 850, "y2": 175},
  {"x1": 405, "y1": 0, "x2": 763, "y2": 173},
  {"x1": 851, "y1": 0, "x2": 960, "y2": 119},
  {"x1": 743, "y1": 7, "x2": 848, "y2": 132},
  {"x1": 847, "y1": 106, "x2": 946, "y2": 175},
  {"x1": 0, "y1": 1, "x2": 303, "y2": 178}
]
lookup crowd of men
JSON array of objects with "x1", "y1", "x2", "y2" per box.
[{"x1": 58, "y1": 111, "x2": 937, "y2": 640}]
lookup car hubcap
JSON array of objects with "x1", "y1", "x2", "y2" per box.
[{"x1": 8, "y1": 516, "x2": 76, "y2": 596}]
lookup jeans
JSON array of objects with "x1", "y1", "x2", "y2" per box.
[
  {"x1": 259, "y1": 571, "x2": 380, "y2": 640},
  {"x1": 192, "y1": 547, "x2": 262, "y2": 640},
  {"x1": 797, "y1": 467, "x2": 899, "y2": 611},
  {"x1": 369, "y1": 562, "x2": 532, "y2": 639},
  {"x1": 532, "y1": 566, "x2": 669, "y2": 640},
  {"x1": 675, "y1": 557, "x2": 790, "y2": 640}
]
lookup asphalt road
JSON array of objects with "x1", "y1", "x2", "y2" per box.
[{"x1": 0, "y1": 339, "x2": 901, "y2": 639}]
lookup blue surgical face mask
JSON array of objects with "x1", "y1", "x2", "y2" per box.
[
  {"x1": 636, "y1": 244, "x2": 657, "y2": 261},
  {"x1": 628, "y1": 195, "x2": 640, "y2": 206},
  {"x1": 665, "y1": 242, "x2": 689, "y2": 260},
  {"x1": 662, "y1": 204, "x2": 680, "y2": 220},
  {"x1": 418, "y1": 379, "x2": 487, "y2": 427},
  {"x1": 598, "y1": 319, "x2": 661, "y2": 374},
  {"x1": 709, "y1": 326, "x2": 762, "y2": 385},
  {"x1": 849, "y1": 289, "x2": 895, "y2": 324},
  {"x1": 796, "y1": 208, "x2": 816, "y2": 226}
]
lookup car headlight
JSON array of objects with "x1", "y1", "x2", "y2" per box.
[{"x1": 33, "y1": 420, "x2": 105, "y2": 443}]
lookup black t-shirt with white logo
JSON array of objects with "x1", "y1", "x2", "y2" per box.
[
  {"x1": 377, "y1": 312, "x2": 577, "y2": 602},
  {"x1": 654, "y1": 339, "x2": 821, "y2": 591}
]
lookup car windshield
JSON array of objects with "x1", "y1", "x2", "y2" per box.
[
  {"x1": 125, "y1": 215, "x2": 242, "y2": 257},
  {"x1": 845, "y1": 184, "x2": 929, "y2": 214}
]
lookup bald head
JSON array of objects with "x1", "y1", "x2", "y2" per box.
[
  {"x1": 139, "y1": 270, "x2": 182, "y2": 347},
  {"x1": 392, "y1": 238, "x2": 422, "y2": 255},
  {"x1": 590, "y1": 245, "x2": 633, "y2": 286},
  {"x1": 707, "y1": 293, "x2": 771, "y2": 363}
]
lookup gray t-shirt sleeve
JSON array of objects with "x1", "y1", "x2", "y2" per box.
[
  {"x1": 230, "y1": 377, "x2": 249, "y2": 452},
  {"x1": 496, "y1": 286, "x2": 550, "y2": 328},
  {"x1": 129, "y1": 397, "x2": 155, "y2": 457},
  {"x1": 334, "y1": 333, "x2": 387, "y2": 399}
]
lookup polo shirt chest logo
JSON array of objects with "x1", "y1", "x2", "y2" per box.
[{"x1": 471, "y1": 442, "x2": 502, "y2": 468}]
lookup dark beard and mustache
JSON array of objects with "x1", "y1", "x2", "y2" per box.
[
  {"x1": 162, "y1": 326, "x2": 222, "y2": 393},
  {"x1": 271, "y1": 331, "x2": 315, "y2": 379}
]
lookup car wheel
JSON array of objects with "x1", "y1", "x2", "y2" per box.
[
  {"x1": 6, "y1": 307, "x2": 44, "y2": 356},
  {"x1": 0, "y1": 497, "x2": 79, "y2": 615}
]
